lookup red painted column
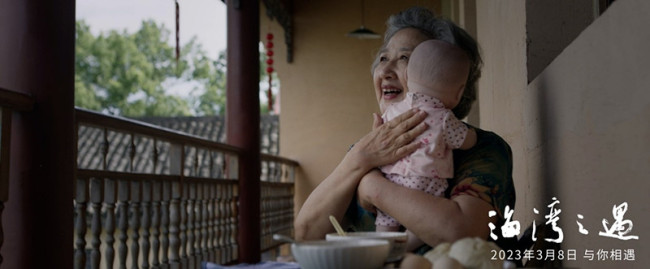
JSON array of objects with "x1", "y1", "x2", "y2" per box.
[
  {"x1": 0, "y1": 0, "x2": 75, "y2": 268},
  {"x1": 226, "y1": 0, "x2": 261, "y2": 263}
]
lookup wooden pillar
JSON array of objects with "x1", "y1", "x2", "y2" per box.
[
  {"x1": 0, "y1": 0, "x2": 75, "y2": 268},
  {"x1": 226, "y1": 0, "x2": 261, "y2": 263}
]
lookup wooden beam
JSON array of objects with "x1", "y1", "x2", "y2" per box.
[
  {"x1": 0, "y1": 0, "x2": 75, "y2": 268},
  {"x1": 226, "y1": 0, "x2": 262, "y2": 263}
]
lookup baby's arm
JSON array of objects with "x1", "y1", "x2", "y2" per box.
[
  {"x1": 458, "y1": 127, "x2": 476, "y2": 150},
  {"x1": 444, "y1": 111, "x2": 476, "y2": 150}
]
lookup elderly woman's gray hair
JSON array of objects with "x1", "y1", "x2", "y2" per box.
[{"x1": 373, "y1": 6, "x2": 482, "y2": 119}]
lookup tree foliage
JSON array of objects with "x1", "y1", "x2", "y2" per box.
[{"x1": 75, "y1": 20, "x2": 228, "y2": 117}]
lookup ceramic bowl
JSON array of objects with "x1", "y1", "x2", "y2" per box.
[
  {"x1": 291, "y1": 239, "x2": 390, "y2": 269},
  {"x1": 326, "y1": 231, "x2": 408, "y2": 262}
]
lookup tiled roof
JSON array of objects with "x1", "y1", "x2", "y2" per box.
[
  {"x1": 77, "y1": 115, "x2": 279, "y2": 174},
  {"x1": 136, "y1": 115, "x2": 279, "y2": 154}
]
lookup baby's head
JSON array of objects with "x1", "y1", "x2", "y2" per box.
[{"x1": 407, "y1": 40, "x2": 471, "y2": 109}]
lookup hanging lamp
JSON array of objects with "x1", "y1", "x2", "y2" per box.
[{"x1": 346, "y1": 0, "x2": 380, "y2": 39}]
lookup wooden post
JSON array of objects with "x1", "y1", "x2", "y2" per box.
[
  {"x1": 226, "y1": 0, "x2": 261, "y2": 263},
  {"x1": 0, "y1": 0, "x2": 75, "y2": 268}
]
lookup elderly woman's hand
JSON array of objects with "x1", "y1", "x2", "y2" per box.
[{"x1": 349, "y1": 108, "x2": 428, "y2": 171}]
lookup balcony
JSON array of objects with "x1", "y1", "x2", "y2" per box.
[{"x1": 0, "y1": 87, "x2": 298, "y2": 268}]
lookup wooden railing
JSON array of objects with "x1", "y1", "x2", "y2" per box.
[
  {"x1": 74, "y1": 108, "x2": 297, "y2": 269},
  {"x1": 0, "y1": 87, "x2": 35, "y2": 266},
  {"x1": 0, "y1": 88, "x2": 297, "y2": 268}
]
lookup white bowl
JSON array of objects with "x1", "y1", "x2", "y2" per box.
[
  {"x1": 291, "y1": 239, "x2": 390, "y2": 269},
  {"x1": 326, "y1": 232, "x2": 408, "y2": 262}
]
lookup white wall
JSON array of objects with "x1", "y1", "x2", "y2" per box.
[
  {"x1": 478, "y1": 0, "x2": 650, "y2": 267},
  {"x1": 526, "y1": 0, "x2": 650, "y2": 266}
]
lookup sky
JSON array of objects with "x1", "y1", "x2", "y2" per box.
[{"x1": 76, "y1": 0, "x2": 227, "y2": 59}]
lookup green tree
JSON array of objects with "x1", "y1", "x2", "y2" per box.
[
  {"x1": 75, "y1": 20, "x2": 227, "y2": 117},
  {"x1": 189, "y1": 48, "x2": 227, "y2": 116}
]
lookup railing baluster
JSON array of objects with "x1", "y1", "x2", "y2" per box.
[
  {"x1": 195, "y1": 182, "x2": 203, "y2": 264},
  {"x1": 130, "y1": 180, "x2": 141, "y2": 269},
  {"x1": 195, "y1": 182, "x2": 204, "y2": 265},
  {"x1": 74, "y1": 109, "x2": 298, "y2": 267},
  {"x1": 180, "y1": 182, "x2": 188, "y2": 267},
  {"x1": 151, "y1": 138, "x2": 162, "y2": 268},
  {"x1": 215, "y1": 184, "x2": 223, "y2": 264},
  {"x1": 117, "y1": 179, "x2": 129, "y2": 269},
  {"x1": 161, "y1": 180, "x2": 171, "y2": 266},
  {"x1": 90, "y1": 178, "x2": 103, "y2": 269},
  {"x1": 170, "y1": 143, "x2": 186, "y2": 267},
  {"x1": 208, "y1": 183, "x2": 216, "y2": 262},
  {"x1": 169, "y1": 180, "x2": 181, "y2": 267},
  {"x1": 220, "y1": 183, "x2": 228, "y2": 264},
  {"x1": 105, "y1": 178, "x2": 117, "y2": 269},
  {"x1": 151, "y1": 180, "x2": 161, "y2": 268},
  {"x1": 74, "y1": 178, "x2": 88, "y2": 269},
  {"x1": 201, "y1": 183, "x2": 209, "y2": 261},
  {"x1": 141, "y1": 180, "x2": 152, "y2": 268},
  {"x1": 223, "y1": 184, "x2": 230, "y2": 263},
  {"x1": 261, "y1": 185, "x2": 267, "y2": 249},
  {"x1": 230, "y1": 185, "x2": 239, "y2": 263},
  {"x1": 187, "y1": 182, "x2": 195, "y2": 268}
]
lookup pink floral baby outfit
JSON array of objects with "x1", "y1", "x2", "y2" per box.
[{"x1": 377, "y1": 92, "x2": 469, "y2": 228}]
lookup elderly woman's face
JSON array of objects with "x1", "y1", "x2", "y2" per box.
[{"x1": 373, "y1": 28, "x2": 430, "y2": 112}]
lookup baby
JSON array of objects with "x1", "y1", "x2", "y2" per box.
[{"x1": 376, "y1": 40, "x2": 477, "y2": 244}]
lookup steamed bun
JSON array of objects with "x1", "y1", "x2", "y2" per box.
[
  {"x1": 432, "y1": 255, "x2": 464, "y2": 269},
  {"x1": 423, "y1": 242, "x2": 451, "y2": 263},
  {"x1": 447, "y1": 237, "x2": 503, "y2": 269},
  {"x1": 423, "y1": 237, "x2": 504, "y2": 269}
]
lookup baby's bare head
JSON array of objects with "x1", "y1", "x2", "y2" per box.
[{"x1": 407, "y1": 40, "x2": 471, "y2": 109}]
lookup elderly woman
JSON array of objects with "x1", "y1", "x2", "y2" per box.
[{"x1": 294, "y1": 6, "x2": 515, "y2": 255}]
